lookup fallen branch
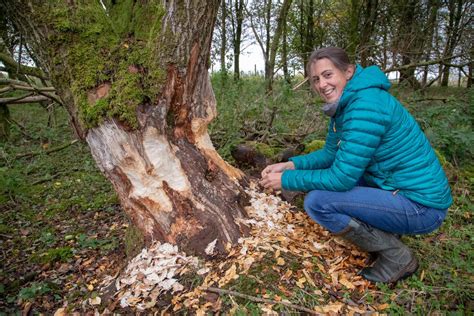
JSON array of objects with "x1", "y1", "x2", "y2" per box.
[
  {"x1": 9, "y1": 84, "x2": 56, "y2": 92},
  {"x1": 384, "y1": 52, "x2": 467, "y2": 73},
  {"x1": 31, "y1": 173, "x2": 61, "y2": 185},
  {"x1": 0, "y1": 95, "x2": 50, "y2": 105},
  {"x1": 6, "y1": 118, "x2": 38, "y2": 140},
  {"x1": 413, "y1": 97, "x2": 448, "y2": 103},
  {"x1": 16, "y1": 139, "x2": 79, "y2": 159},
  {"x1": 203, "y1": 286, "x2": 320, "y2": 314}
]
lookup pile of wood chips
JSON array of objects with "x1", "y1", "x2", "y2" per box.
[{"x1": 100, "y1": 181, "x2": 387, "y2": 314}]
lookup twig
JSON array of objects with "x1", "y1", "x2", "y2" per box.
[
  {"x1": 16, "y1": 139, "x2": 79, "y2": 159},
  {"x1": 413, "y1": 97, "x2": 448, "y2": 103},
  {"x1": 6, "y1": 118, "x2": 38, "y2": 140},
  {"x1": 202, "y1": 286, "x2": 320, "y2": 314},
  {"x1": 32, "y1": 173, "x2": 61, "y2": 185}
]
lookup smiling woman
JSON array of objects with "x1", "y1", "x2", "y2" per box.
[{"x1": 260, "y1": 47, "x2": 452, "y2": 284}]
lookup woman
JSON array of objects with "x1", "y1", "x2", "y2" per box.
[{"x1": 260, "y1": 47, "x2": 452, "y2": 283}]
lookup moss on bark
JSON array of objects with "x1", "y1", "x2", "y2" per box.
[{"x1": 37, "y1": 1, "x2": 167, "y2": 130}]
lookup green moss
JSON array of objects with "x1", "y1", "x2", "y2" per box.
[
  {"x1": 253, "y1": 142, "x2": 279, "y2": 158},
  {"x1": 303, "y1": 139, "x2": 326, "y2": 153},
  {"x1": 124, "y1": 224, "x2": 144, "y2": 258},
  {"x1": 34, "y1": 247, "x2": 73, "y2": 264},
  {"x1": 43, "y1": 1, "x2": 167, "y2": 129},
  {"x1": 106, "y1": 0, "x2": 166, "y2": 41}
]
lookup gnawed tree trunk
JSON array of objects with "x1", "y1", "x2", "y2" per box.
[{"x1": 2, "y1": 0, "x2": 249, "y2": 255}]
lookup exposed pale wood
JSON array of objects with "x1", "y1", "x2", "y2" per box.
[{"x1": 4, "y1": 0, "x2": 250, "y2": 255}]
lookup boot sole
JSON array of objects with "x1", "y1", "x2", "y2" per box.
[
  {"x1": 360, "y1": 257, "x2": 419, "y2": 283},
  {"x1": 393, "y1": 257, "x2": 419, "y2": 282}
]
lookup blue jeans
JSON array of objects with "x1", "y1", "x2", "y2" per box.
[{"x1": 303, "y1": 180, "x2": 447, "y2": 235}]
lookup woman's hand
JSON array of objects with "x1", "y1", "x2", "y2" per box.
[
  {"x1": 260, "y1": 161, "x2": 295, "y2": 190},
  {"x1": 261, "y1": 161, "x2": 295, "y2": 178},
  {"x1": 260, "y1": 172, "x2": 283, "y2": 190}
]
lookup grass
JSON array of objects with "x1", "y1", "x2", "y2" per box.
[
  {"x1": 0, "y1": 103, "x2": 126, "y2": 313},
  {"x1": 0, "y1": 76, "x2": 472, "y2": 313}
]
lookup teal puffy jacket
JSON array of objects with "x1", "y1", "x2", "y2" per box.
[{"x1": 281, "y1": 65, "x2": 453, "y2": 210}]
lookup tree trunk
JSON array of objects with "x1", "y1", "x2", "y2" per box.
[
  {"x1": 359, "y1": 0, "x2": 379, "y2": 67},
  {"x1": 421, "y1": 0, "x2": 440, "y2": 87},
  {"x1": 263, "y1": 0, "x2": 272, "y2": 83},
  {"x1": 282, "y1": 21, "x2": 290, "y2": 84},
  {"x1": 0, "y1": 104, "x2": 10, "y2": 142},
  {"x1": 395, "y1": 0, "x2": 422, "y2": 89},
  {"x1": 220, "y1": 0, "x2": 227, "y2": 74},
  {"x1": 265, "y1": 0, "x2": 293, "y2": 92},
  {"x1": 233, "y1": 0, "x2": 245, "y2": 81},
  {"x1": 468, "y1": 45, "x2": 473, "y2": 88},
  {"x1": 2, "y1": 0, "x2": 249, "y2": 256},
  {"x1": 440, "y1": 0, "x2": 464, "y2": 86}
]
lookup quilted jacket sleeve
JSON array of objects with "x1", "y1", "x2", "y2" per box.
[
  {"x1": 281, "y1": 96, "x2": 389, "y2": 192},
  {"x1": 288, "y1": 120, "x2": 338, "y2": 170}
]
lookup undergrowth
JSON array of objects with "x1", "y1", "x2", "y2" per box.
[{"x1": 0, "y1": 75, "x2": 472, "y2": 313}]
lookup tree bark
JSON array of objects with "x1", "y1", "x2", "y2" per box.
[
  {"x1": 2, "y1": 0, "x2": 249, "y2": 256},
  {"x1": 220, "y1": 0, "x2": 227, "y2": 74},
  {"x1": 232, "y1": 0, "x2": 245, "y2": 81},
  {"x1": 440, "y1": 0, "x2": 464, "y2": 86},
  {"x1": 265, "y1": 0, "x2": 293, "y2": 92},
  {"x1": 0, "y1": 104, "x2": 9, "y2": 142}
]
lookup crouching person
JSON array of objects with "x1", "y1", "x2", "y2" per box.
[{"x1": 260, "y1": 47, "x2": 452, "y2": 283}]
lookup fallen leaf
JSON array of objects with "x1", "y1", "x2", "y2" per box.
[
  {"x1": 339, "y1": 276, "x2": 355, "y2": 289},
  {"x1": 314, "y1": 302, "x2": 344, "y2": 313},
  {"x1": 53, "y1": 308, "x2": 67, "y2": 316},
  {"x1": 377, "y1": 303, "x2": 390, "y2": 310},
  {"x1": 276, "y1": 257, "x2": 285, "y2": 266},
  {"x1": 296, "y1": 277, "x2": 306, "y2": 288},
  {"x1": 89, "y1": 296, "x2": 101, "y2": 305},
  {"x1": 300, "y1": 269, "x2": 312, "y2": 283}
]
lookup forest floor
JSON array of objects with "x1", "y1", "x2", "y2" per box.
[{"x1": 0, "y1": 77, "x2": 472, "y2": 314}]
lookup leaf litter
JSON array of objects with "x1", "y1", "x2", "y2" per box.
[{"x1": 101, "y1": 181, "x2": 378, "y2": 314}]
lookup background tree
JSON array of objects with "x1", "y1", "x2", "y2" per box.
[
  {"x1": 439, "y1": 0, "x2": 470, "y2": 86},
  {"x1": 229, "y1": 0, "x2": 248, "y2": 80},
  {"x1": 248, "y1": 0, "x2": 293, "y2": 91},
  {"x1": 1, "y1": 0, "x2": 249, "y2": 255}
]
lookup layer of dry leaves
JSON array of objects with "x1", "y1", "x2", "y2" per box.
[{"x1": 93, "y1": 181, "x2": 391, "y2": 314}]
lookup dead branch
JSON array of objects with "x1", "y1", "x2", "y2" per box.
[
  {"x1": 384, "y1": 52, "x2": 467, "y2": 73},
  {"x1": 0, "y1": 51, "x2": 49, "y2": 80},
  {"x1": 0, "y1": 86, "x2": 12, "y2": 94},
  {"x1": 6, "y1": 118, "x2": 38, "y2": 140},
  {"x1": 9, "y1": 84, "x2": 56, "y2": 92},
  {"x1": 32, "y1": 173, "x2": 61, "y2": 185},
  {"x1": 0, "y1": 78, "x2": 30, "y2": 86},
  {"x1": 203, "y1": 286, "x2": 320, "y2": 314},
  {"x1": 0, "y1": 78, "x2": 62, "y2": 105},
  {"x1": 16, "y1": 139, "x2": 79, "y2": 159},
  {"x1": 413, "y1": 97, "x2": 448, "y2": 103},
  {"x1": 0, "y1": 95, "x2": 50, "y2": 104}
]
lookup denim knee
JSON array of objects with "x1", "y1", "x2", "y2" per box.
[{"x1": 303, "y1": 190, "x2": 327, "y2": 212}]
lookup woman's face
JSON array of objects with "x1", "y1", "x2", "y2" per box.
[{"x1": 310, "y1": 58, "x2": 354, "y2": 103}]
